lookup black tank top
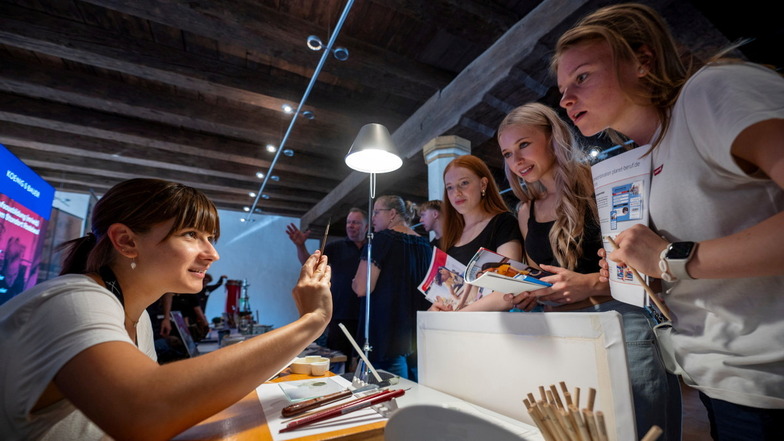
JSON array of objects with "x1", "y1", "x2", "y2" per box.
[{"x1": 525, "y1": 199, "x2": 602, "y2": 274}]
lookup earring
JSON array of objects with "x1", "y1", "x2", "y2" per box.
[
  {"x1": 130, "y1": 258, "x2": 137, "y2": 270},
  {"x1": 481, "y1": 189, "x2": 486, "y2": 197},
  {"x1": 639, "y1": 68, "x2": 646, "y2": 75}
]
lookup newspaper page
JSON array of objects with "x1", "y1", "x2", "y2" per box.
[{"x1": 591, "y1": 147, "x2": 652, "y2": 308}]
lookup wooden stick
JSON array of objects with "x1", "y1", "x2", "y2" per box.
[
  {"x1": 564, "y1": 391, "x2": 573, "y2": 408},
  {"x1": 539, "y1": 385, "x2": 548, "y2": 402},
  {"x1": 605, "y1": 236, "x2": 671, "y2": 320},
  {"x1": 640, "y1": 425, "x2": 663, "y2": 441},
  {"x1": 587, "y1": 388, "x2": 597, "y2": 411},
  {"x1": 528, "y1": 392, "x2": 537, "y2": 405},
  {"x1": 557, "y1": 408, "x2": 578, "y2": 441},
  {"x1": 541, "y1": 402, "x2": 569, "y2": 441},
  {"x1": 559, "y1": 381, "x2": 569, "y2": 397},
  {"x1": 573, "y1": 387, "x2": 581, "y2": 409},
  {"x1": 550, "y1": 384, "x2": 565, "y2": 409},
  {"x1": 596, "y1": 411, "x2": 609, "y2": 441},
  {"x1": 571, "y1": 406, "x2": 591, "y2": 441},
  {"x1": 525, "y1": 401, "x2": 557, "y2": 441},
  {"x1": 583, "y1": 409, "x2": 600, "y2": 441}
]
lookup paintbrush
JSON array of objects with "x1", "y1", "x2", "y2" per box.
[{"x1": 319, "y1": 218, "x2": 331, "y2": 255}]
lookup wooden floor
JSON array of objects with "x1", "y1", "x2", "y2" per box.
[{"x1": 680, "y1": 379, "x2": 711, "y2": 441}]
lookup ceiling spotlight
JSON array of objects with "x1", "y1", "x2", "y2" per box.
[
  {"x1": 266, "y1": 144, "x2": 277, "y2": 153},
  {"x1": 301, "y1": 110, "x2": 315, "y2": 120},
  {"x1": 283, "y1": 149, "x2": 294, "y2": 157},
  {"x1": 255, "y1": 208, "x2": 263, "y2": 213},
  {"x1": 256, "y1": 171, "x2": 265, "y2": 179},
  {"x1": 243, "y1": 206, "x2": 250, "y2": 212},
  {"x1": 332, "y1": 47, "x2": 349, "y2": 61},
  {"x1": 261, "y1": 194, "x2": 270, "y2": 200},
  {"x1": 240, "y1": 218, "x2": 246, "y2": 223},
  {"x1": 307, "y1": 35, "x2": 323, "y2": 51},
  {"x1": 270, "y1": 175, "x2": 280, "y2": 181},
  {"x1": 248, "y1": 191, "x2": 257, "y2": 197},
  {"x1": 589, "y1": 148, "x2": 600, "y2": 158},
  {"x1": 281, "y1": 104, "x2": 293, "y2": 114}
]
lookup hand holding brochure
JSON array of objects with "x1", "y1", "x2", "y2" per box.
[
  {"x1": 418, "y1": 247, "x2": 552, "y2": 309},
  {"x1": 591, "y1": 147, "x2": 652, "y2": 308},
  {"x1": 464, "y1": 248, "x2": 552, "y2": 294}
]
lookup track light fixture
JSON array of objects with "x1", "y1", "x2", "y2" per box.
[{"x1": 306, "y1": 35, "x2": 349, "y2": 61}]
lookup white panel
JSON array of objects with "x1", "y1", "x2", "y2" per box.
[{"x1": 417, "y1": 311, "x2": 635, "y2": 441}]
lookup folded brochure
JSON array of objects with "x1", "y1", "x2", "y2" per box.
[{"x1": 418, "y1": 247, "x2": 552, "y2": 309}]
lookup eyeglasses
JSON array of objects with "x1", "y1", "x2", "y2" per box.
[{"x1": 372, "y1": 208, "x2": 392, "y2": 216}]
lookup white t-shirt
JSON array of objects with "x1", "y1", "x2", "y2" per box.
[
  {"x1": 0, "y1": 274, "x2": 156, "y2": 440},
  {"x1": 650, "y1": 62, "x2": 784, "y2": 408}
]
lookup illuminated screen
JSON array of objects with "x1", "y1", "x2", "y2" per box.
[{"x1": 1, "y1": 143, "x2": 54, "y2": 306}]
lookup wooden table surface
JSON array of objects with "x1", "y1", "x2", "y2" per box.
[{"x1": 173, "y1": 373, "x2": 385, "y2": 441}]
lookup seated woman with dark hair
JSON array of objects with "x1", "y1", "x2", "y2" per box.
[{"x1": 0, "y1": 178, "x2": 332, "y2": 440}]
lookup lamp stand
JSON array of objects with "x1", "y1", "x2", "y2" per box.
[{"x1": 353, "y1": 172, "x2": 376, "y2": 386}]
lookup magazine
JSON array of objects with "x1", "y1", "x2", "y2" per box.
[
  {"x1": 464, "y1": 248, "x2": 552, "y2": 295},
  {"x1": 591, "y1": 147, "x2": 652, "y2": 308},
  {"x1": 417, "y1": 248, "x2": 476, "y2": 310},
  {"x1": 418, "y1": 247, "x2": 552, "y2": 310}
]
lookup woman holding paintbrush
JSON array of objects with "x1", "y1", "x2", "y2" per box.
[{"x1": 553, "y1": 3, "x2": 784, "y2": 438}]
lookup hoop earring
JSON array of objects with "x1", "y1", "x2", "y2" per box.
[{"x1": 130, "y1": 258, "x2": 137, "y2": 270}]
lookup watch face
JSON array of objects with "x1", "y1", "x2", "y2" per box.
[{"x1": 667, "y1": 242, "x2": 695, "y2": 260}]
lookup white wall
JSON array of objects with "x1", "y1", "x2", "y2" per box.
[{"x1": 204, "y1": 210, "x2": 319, "y2": 329}]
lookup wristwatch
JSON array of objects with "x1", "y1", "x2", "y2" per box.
[{"x1": 659, "y1": 242, "x2": 697, "y2": 282}]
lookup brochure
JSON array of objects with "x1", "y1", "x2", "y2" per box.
[
  {"x1": 417, "y1": 247, "x2": 478, "y2": 310},
  {"x1": 591, "y1": 147, "x2": 652, "y2": 308},
  {"x1": 418, "y1": 247, "x2": 553, "y2": 309},
  {"x1": 464, "y1": 248, "x2": 552, "y2": 295}
]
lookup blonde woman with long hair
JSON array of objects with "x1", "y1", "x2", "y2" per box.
[{"x1": 498, "y1": 102, "x2": 680, "y2": 440}]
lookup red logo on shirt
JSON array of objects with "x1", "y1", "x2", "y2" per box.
[{"x1": 653, "y1": 164, "x2": 663, "y2": 176}]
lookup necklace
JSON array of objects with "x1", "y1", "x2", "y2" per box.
[{"x1": 98, "y1": 266, "x2": 139, "y2": 328}]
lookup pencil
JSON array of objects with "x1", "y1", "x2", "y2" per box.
[{"x1": 604, "y1": 236, "x2": 671, "y2": 321}]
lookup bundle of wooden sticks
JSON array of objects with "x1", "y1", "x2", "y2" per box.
[{"x1": 522, "y1": 382, "x2": 662, "y2": 441}]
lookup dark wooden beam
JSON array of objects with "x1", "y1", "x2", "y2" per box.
[
  {"x1": 79, "y1": 0, "x2": 453, "y2": 100},
  {"x1": 0, "y1": 3, "x2": 410, "y2": 127},
  {"x1": 0, "y1": 92, "x2": 341, "y2": 179},
  {"x1": 301, "y1": 0, "x2": 596, "y2": 227}
]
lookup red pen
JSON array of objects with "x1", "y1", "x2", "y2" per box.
[{"x1": 279, "y1": 388, "x2": 405, "y2": 433}]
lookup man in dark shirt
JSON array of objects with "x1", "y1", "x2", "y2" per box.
[
  {"x1": 197, "y1": 273, "x2": 227, "y2": 312},
  {"x1": 285, "y1": 208, "x2": 368, "y2": 364}
]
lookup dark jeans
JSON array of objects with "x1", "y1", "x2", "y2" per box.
[
  {"x1": 373, "y1": 353, "x2": 418, "y2": 382},
  {"x1": 699, "y1": 392, "x2": 784, "y2": 440}
]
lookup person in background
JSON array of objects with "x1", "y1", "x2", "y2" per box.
[
  {"x1": 0, "y1": 178, "x2": 332, "y2": 440},
  {"x1": 553, "y1": 3, "x2": 783, "y2": 438},
  {"x1": 430, "y1": 155, "x2": 523, "y2": 311},
  {"x1": 498, "y1": 102, "x2": 680, "y2": 440},
  {"x1": 286, "y1": 208, "x2": 368, "y2": 364},
  {"x1": 196, "y1": 273, "x2": 226, "y2": 312},
  {"x1": 161, "y1": 291, "x2": 211, "y2": 342},
  {"x1": 0, "y1": 236, "x2": 27, "y2": 304},
  {"x1": 417, "y1": 199, "x2": 443, "y2": 247},
  {"x1": 352, "y1": 195, "x2": 431, "y2": 381}
]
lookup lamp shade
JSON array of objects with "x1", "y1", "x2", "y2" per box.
[{"x1": 345, "y1": 123, "x2": 402, "y2": 173}]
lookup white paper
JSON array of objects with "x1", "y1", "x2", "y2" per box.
[
  {"x1": 591, "y1": 148, "x2": 652, "y2": 307},
  {"x1": 256, "y1": 375, "x2": 387, "y2": 440}
]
